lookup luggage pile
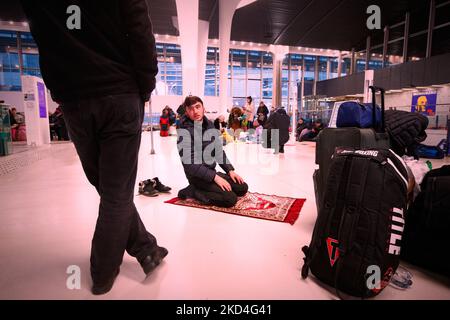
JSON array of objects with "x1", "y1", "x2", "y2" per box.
[{"x1": 302, "y1": 86, "x2": 449, "y2": 299}]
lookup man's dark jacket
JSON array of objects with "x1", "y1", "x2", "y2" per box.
[
  {"x1": 177, "y1": 116, "x2": 234, "y2": 182},
  {"x1": 20, "y1": 0, "x2": 158, "y2": 103},
  {"x1": 264, "y1": 108, "x2": 290, "y2": 145}
]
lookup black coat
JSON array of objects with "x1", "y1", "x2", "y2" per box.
[
  {"x1": 177, "y1": 116, "x2": 234, "y2": 182},
  {"x1": 256, "y1": 105, "x2": 269, "y2": 125},
  {"x1": 385, "y1": 110, "x2": 429, "y2": 156},
  {"x1": 20, "y1": 0, "x2": 158, "y2": 103},
  {"x1": 264, "y1": 108, "x2": 290, "y2": 145}
]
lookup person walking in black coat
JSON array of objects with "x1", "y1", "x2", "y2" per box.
[
  {"x1": 177, "y1": 96, "x2": 248, "y2": 208},
  {"x1": 264, "y1": 107, "x2": 291, "y2": 154},
  {"x1": 20, "y1": 0, "x2": 167, "y2": 295}
]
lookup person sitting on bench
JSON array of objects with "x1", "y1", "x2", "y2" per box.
[{"x1": 177, "y1": 96, "x2": 248, "y2": 208}]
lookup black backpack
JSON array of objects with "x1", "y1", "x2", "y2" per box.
[
  {"x1": 401, "y1": 165, "x2": 450, "y2": 277},
  {"x1": 301, "y1": 148, "x2": 409, "y2": 298}
]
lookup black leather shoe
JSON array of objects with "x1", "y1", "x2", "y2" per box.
[
  {"x1": 153, "y1": 177, "x2": 172, "y2": 193},
  {"x1": 91, "y1": 268, "x2": 120, "y2": 295},
  {"x1": 138, "y1": 180, "x2": 159, "y2": 197},
  {"x1": 141, "y1": 246, "x2": 168, "y2": 276}
]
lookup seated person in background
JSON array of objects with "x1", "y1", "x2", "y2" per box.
[
  {"x1": 177, "y1": 96, "x2": 248, "y2": 208},
  {"x1": 214, "y1": 115, "x2": 227, "y2": 133},
  {"x1": 263, "y1": 107, "x2": 290, "y2": 154},
  {"x1": 300, "y1": 119, "x2": 324, "y2": 142},
  {"x1": 296, "y1": 118, "x2": 308, "y2": 141},
  {"x1": 227, "y1": 106, "x2": 244, "y2": 139}
]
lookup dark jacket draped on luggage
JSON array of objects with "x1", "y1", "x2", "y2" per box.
[
  {"x1": 385, "y1": 110, "x2": 428, "y2": 156},
  {"x1": 177, "y1": 116, "x2": 234, "y2": 182},
  {"x1": 20, "y1": 0, "x2": 158, "y2": 103}
]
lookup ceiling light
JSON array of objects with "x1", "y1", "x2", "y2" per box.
[
  {"x1": 22, "y1": 22, "x2": 28, "y2": 26},
  {"x1": 155, "y1": 34, "x2": 159, "y2": 38},
  {"x1": 240, "y1": 41, "x2": 245, "y2": 45}
]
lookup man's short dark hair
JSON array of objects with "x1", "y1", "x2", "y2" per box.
[{"x1": 183, "y1": 96, "x2": 203, "y2": 108}]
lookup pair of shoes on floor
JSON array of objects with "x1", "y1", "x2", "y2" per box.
[
  {"x1": 138, "y1": 177, "x2": 171, "y2": 197},
  {"x1": 91, "y1": 268, "x2": 120, "y2": 295},
  {"x1": 140, "y1": 246, "x2": 169, "y2": 277}
]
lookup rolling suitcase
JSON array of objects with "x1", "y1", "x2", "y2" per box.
[{"x1": 314, "y1": 86, "x2": 390, "y2": 211}]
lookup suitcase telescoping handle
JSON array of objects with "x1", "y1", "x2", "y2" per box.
[{"x1": 369, "y1": 86, "x2": 385, "y2": 133}]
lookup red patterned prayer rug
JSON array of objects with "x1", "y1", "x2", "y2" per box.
[{"x1": 165, "y1": 192, "x2": 305, "y2": 225}]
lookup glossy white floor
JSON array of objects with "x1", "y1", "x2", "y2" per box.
[{"x1": 0, "y1": 132, "x2": 449, "y2": 300}]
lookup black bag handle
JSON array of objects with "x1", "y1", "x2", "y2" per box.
[{"x1": 369, "y1": 86, "x2": 386, "y2": 133}]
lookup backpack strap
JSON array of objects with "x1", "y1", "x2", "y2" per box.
[
  {"x1": 301, "y1": 153, "x2": 349, "y2": 279},
  {"x1": 334, "y1": 156, "x2": 370, "y2": 299}
]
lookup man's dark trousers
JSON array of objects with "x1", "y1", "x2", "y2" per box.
[
  {"x1": 61, "y1": 93, "x2": 157, "y2": 284},
  {"x1": 189, "y1": 173, "x2": 248, "y2": 208}
]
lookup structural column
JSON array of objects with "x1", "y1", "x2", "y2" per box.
[
  {"x1": 269, "y1": 45, "x2": 288, "y2": 109},
  {"x1": 426, "y1": 0, "x2": 435, "y2": 58},
  {"x1": 175, "y1": 0, "x2": 200, "y2": 96},
  {"x1": 218, "y1": 0, "x2": 241, "y2": 114},
  {"x1": 197, "y1": 20, "x2": 210, "y2": 97},
  {"x1": 403, "y1": 12, "x2": 410, "y2": 63}
]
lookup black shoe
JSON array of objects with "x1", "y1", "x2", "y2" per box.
[
  {"x1": 140, "y1": 246, "x2": 169, "y2": 276},
  {"x1": 92, "y1": 268, "x2": 120, "y2": 295},
  {"x1": 138, "y1": 180, "x2": 159, "y2": 197},
  {"x1": 153, "y1": 177, "x2": 171, "y2": 193}
]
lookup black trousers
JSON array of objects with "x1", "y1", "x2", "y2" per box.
[
  {"x1": 189, "y1": 172, "x2": 248, "y2": 208},
  {"x1": 61, "y1": 93, "x2": 157, "y2": 284}
]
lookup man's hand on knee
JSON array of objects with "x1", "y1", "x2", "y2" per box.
[
  {"x1": 228, "y1": 170, "x2": 244, "y2": 184},
  {"x1": 214, "y1": 174, "x2": 232, "y2": 191}
]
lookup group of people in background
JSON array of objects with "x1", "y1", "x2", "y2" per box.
[
  {"x1": 158, "y1": 95, "x2": 325, "y2": 152},
  {"x1": 295, "y1": 117, "x2": 324, "y2": 142},
  {"x1": 227, "y1": 96, "x2": 271, "y2": 132}
]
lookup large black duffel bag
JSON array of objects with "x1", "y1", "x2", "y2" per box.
[
  {"x1": 401, "y1": 165, "x2": 450, "y2": 277},
  {"x1": 302, "y1": 147, "x2": 409, "y2": 298}
]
